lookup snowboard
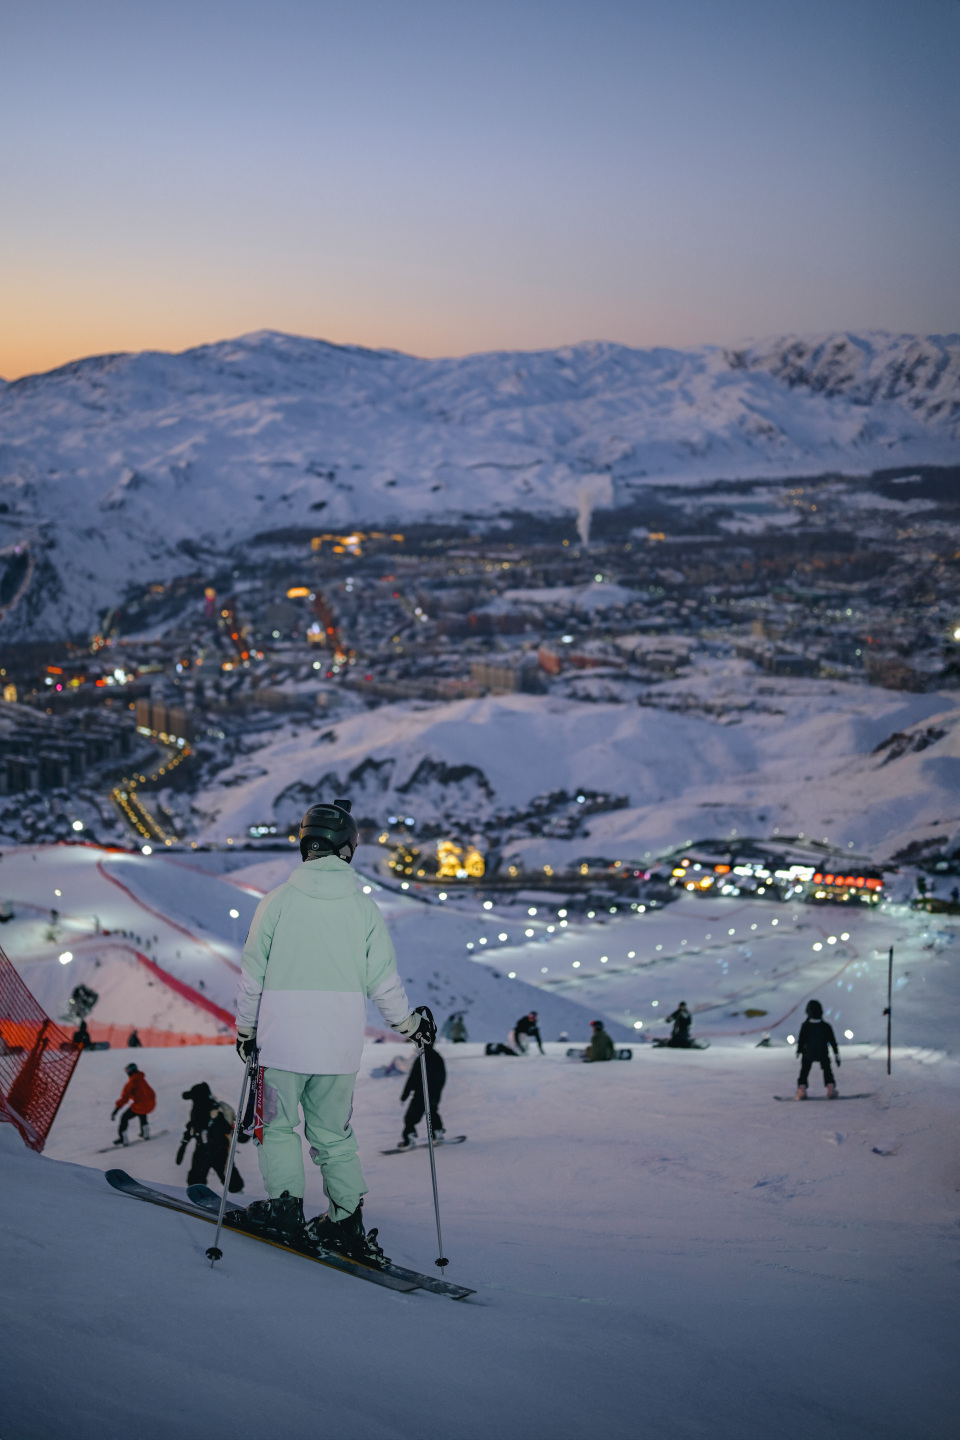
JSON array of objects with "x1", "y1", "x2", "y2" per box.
[
  {"x1": 185, "y1": 1182, "x2": 473, "y2": 1300},
  {"x1": 565, "y1": 1048, "x2": 634, "y2": 1061},
  {"x1": 380, "y1": 1136, "x2": 467, "y2": 1154},
  {"x1": 96, "y1": 1129, "x2": 169, "y2": 1153},
  {"x1": 774, "y1": 1093, "x2": 875, "y2": 1102},
  {"x1": 651, "y1": 1039, "x2": 710, "y2": 1050},
  {"x1": 105, "y1": 1171, "x2": 473, "y2": 1299}
]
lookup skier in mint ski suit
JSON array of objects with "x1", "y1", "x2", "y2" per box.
[{"x1": 235, "y1": 799, "x2": 434, "y2": 1257}]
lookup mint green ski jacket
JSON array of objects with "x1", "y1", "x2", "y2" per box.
[{"x1": 236, "y1": 856, "x2": 411, "y2": 1074}]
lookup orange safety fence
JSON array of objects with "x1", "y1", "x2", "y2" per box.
[
  {"x1": 84, "y1": 1022, "x2": 234, "y2": 1049},
  {"x1": 0, "y1": 946, "x2": 79, "y2": 1152}
]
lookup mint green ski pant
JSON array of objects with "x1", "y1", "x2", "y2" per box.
[{"x1": 258, "y1": 1068, "x2": 367, "y2": 1220}]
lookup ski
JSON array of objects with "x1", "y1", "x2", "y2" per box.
[
  {"x1": 105, "y1": 1170, "x2": 417, "y2": 1293},
  {"x1": 380, "y1": 1136, "x2": 467, "y2": 1154},
  {"x1": 186, "y1": 1184, "x2": 475, "y2": 1301},
  {"x1": 651, "y1": 1039, "x2": 710, "y2": 1050},
  {"x1": 774, "y1": 1093, "x2": 875, "y2": 1101},
  {"x1": 96, "y1": 1129, "x2": 169, "y2": 1154}
]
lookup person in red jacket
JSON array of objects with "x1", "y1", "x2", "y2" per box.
[{"x1": 111, "y1": 1063, "x2": 156, "y2": 1145}]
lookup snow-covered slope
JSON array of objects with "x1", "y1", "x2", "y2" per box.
[
  {"x1": 5, "y1": 1033, "x2": 958, "y2": 1439},
  {"x1": 189, "y1": 678, "x2": 960, "y2": 863},
  {"x1": 1, "y1": 329, "x2": 958, "y2": 637}
]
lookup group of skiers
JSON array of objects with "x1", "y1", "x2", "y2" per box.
[{"x1": 101, "y1": 794, "x2": 845, "y2": 1266}]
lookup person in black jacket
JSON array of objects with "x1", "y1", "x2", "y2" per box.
[
  {"x1": 666, "y1": 1002, "x2": 692, "y2": 1048},
  {"x1": 513, "y1": 1011, "x2": 545, "y2": 1055},
  {"x1": 795, "y1": 999, "x2": 841, "y2": 1098},
  {"x1": 178, "y1": 1081, "x2": 247, "y2": 1190},
  {"x1": 398, "y1": 1041, "x2": 446, "y2": 1148}
]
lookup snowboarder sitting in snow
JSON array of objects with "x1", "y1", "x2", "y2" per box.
[
  {"x1": 178, "y1": 1081, "x2": 248, "y2": 1192},
  {"x1": 71, "y1": 1018, "x2": 94, "y2": 1051},
  {"x1": 795, "y1": 999, "x2": 841, "y2": 1099},
  {"x1": 398, "y1": 1037, "x2": 446, "y2": 1147},
  {"x1": 235, "y1": 799, "x2": 435, "y2": 1259},
  {"x1": 583, "y1": 1018, "x2": 616, "y2": 1062},
  {"x1": 512, "y1": 1011, "x2": 545, "y2": 1055},
  {"x1": 666, "y1": 1002, "x2": 692, "y2": 1048},
  {"x1": 111, "y1": 1063, "x2": 156, "y2": 1145}
]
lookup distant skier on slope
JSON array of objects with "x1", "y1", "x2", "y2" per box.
[
  {"x1": 583, "y1": 1018, "x2": 616, "y2": 1062},
  {"x1": 511, "y1": 1011, "x2": 545, "y2": 1055},
  {"x1": 178, "y1": 1081, "x2": 247, "y2": 1192},
  {"x1": 795, "y1": 999, "x2": 841, "y2": 1098},
  {"x1": 235, "y1": 800, "x2": 435, "y2": 1259},
  {"x1": 666, "y1": 1002, "x2": 692, "y2": 1048},
  {"x1": 398, "y1": 1037, "x2": 446, "y2": 1147},
  {"x1": 111, "y1": 1063, "x2": 156, "y2": 1145}
]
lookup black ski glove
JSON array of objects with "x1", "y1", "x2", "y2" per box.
[
  {"x1": 236, "y1": 1026, "x2": 257, "y2": 1061},
  {"x1": 110, "y1": 1109, "x2": 118, "y2": 1121},
  {"x1": 834, "y1": 1055, "x2": 841, "y2": 1067},
  {"x1": 405, "y1": 1005, "x2": 437, "y2": 1047}
]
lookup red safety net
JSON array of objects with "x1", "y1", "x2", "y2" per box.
[{"x1": 0, "y1": 945, "x2": 79, "y2": 1152}]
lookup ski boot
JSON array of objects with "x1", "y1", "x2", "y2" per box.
[
  {"x1": 307, "y1": 1200, "x2": 390, "y2": 1266},
  {"x1": 795, "y1": 1085, "x2": 807, "y2": 1100},
  {"x1": 113, "y1": 1134, "x2": 129, "y2": 1146},
  {"x1": 826, "y1": 1083, "x2": 837, "y2": 1098},
  {"x1": 236, "y1": 1191, "x2": 306, "y2": 1243},
  {"x1": 396, "y1": 1133, "x2": 416, "y2": 1150},
  {"x1": 141, "y1": 1123, "x2": 151, "y2": 1140}
]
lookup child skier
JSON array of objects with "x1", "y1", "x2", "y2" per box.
[
  {"x1": 795, "y1": 999, "x2": 841, "y2": 1098},
  {"x1": 398, "y1": 1037, "x2": 446, "y2": 1147},
  {"x1": 111, "y1": 1063, "x2": 156, "y2": 1144},
  {"x1": 178, "y1": 1081, "x2": 247, "y2": 1192},
  {"x1": 235, "y1": 799, "x2": 434, "y2": 1259}
]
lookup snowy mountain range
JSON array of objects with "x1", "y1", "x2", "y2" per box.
[{"x1": 0, "y1": 329, "x2": 958, "y2": 638}]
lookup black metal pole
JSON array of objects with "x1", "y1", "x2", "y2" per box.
[
  {"x1": 206, "y1": 1051, "x2": 253, "y2": 1266},
  {"x1": 885, "y1": 945, "x2": 893, "y2": 1076},
  {"x1": 418, "y1": 1043, "x2": 449, "y2": 1269}
]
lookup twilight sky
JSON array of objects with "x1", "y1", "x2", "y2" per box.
[{"x1": 1, "y1": 0, "x2": 958, "y2": 379}]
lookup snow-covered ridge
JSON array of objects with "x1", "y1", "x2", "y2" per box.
[{"x1": 0, "y1": 329, "x2": 957, "y2": 638}]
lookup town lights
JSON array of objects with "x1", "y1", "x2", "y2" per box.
[
  {"x1": 71, "y1": 820, "x2": 83, "y2": 831},
  {"x1": 59, "y1": 951, "x2": 73, "y2": 965}
]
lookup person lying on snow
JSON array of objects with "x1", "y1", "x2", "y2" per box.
[
  {"x1": 111, "y1": 1063, "x2": 156, "y2": 1144},
  {"x1": 235, "y1": 799, "x2": 434, "y2": 1262}
]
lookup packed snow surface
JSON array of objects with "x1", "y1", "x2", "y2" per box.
[
  {"x1": 1, "y1": 845, "x2": 959, "y2": 1437},
  {"x1": 1, "y1": 329, "x2": 958, "y2": 635}
]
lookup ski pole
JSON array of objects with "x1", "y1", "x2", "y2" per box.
[
  {"x1": 418, "y1": 1042, "x2": 449, "y2": 1269},
  {"x1": 206, "y1": 1050, "x2": 254, "y2": 1268},
  {"x1": 884, "y1": 945, "x2": 893, "y2": 1076}
]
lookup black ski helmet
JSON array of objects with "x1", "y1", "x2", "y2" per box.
[
  {"x1": 805, "y1": 999, "x2": 823, "y2": 1019},
  {"x1": 299, "y1": 799, "x2": 359, "y2": 863},
  {"x1": 125, "y1": 1063, "x2": 139, "y2": 1075}
]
